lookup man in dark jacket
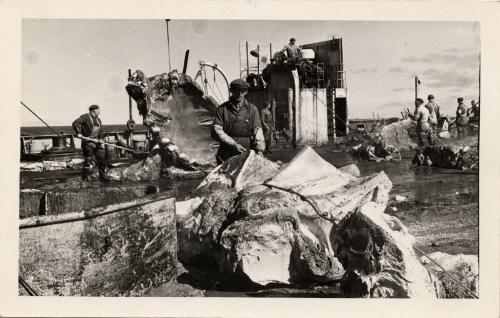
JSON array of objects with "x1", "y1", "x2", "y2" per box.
[
  {"x1": 72, "y1": 104, "x2": 107, "y2": 181},
  {"x1": 211, "y1": 79, "x2": 266, "y2": 164}
]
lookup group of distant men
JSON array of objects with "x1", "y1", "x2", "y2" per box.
[{"x1": 410, "y1": 94, "x2": 479, "y2": 147}]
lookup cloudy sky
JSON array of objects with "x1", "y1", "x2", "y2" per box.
[{"x1": 21, "y1": 20, "x2": 479, "y2": 126}]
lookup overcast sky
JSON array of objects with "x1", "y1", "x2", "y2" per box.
[{"x1": 21, "y1": 19, "x2": 479, "y2": 126}]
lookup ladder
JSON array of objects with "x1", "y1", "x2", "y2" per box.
[{"x1": 317, "y1": 63, "x2": 325, "y2": 88}]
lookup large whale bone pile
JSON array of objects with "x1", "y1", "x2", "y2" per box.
[{"x1": 177, "y1": 146, "x2": 441, "y2": 297}]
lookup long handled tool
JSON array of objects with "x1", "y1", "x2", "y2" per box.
[{"x1": 78, "y1": 136, "x2": 135, "y2": 152}]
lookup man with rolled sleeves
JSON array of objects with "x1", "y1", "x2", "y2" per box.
[
  {"x1": 72, "y1": 104, "x2": 107, "y2": 181},
  {"x1": 212, "y1": 79, "x2": 266, "y2": 164}
]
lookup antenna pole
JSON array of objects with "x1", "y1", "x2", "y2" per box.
[{"x1": 165, "y1": 19, "x2": 172, "y2": 72}]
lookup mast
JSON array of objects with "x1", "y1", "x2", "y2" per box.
[{"x1": 165, "y1": 19, "x2": 172, "y2": 72}]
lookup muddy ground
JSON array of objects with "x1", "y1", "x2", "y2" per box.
[{"x1": 19, "y1": 141, "x2": 478, "y2": 297}]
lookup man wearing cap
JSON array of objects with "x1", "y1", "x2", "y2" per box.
[
  {"x1": 455, "y1": 97, "x2": 469, "y2": 138},
  {"x1": 72, "y1": 105, "x2": 107, "y2": 181},
  {"x1": 212, "y1": 79, "x2": 266, "y2": 164},
  {"x1": 409, "y1": 98, "x2": 432, "y2": 147},
  {"x1": 282, "y1": 38, "x2": 302, "y2": 60}
]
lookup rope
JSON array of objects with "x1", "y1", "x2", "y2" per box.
[
  {"x1": 19, "y1": 275, "x2": 38, "y2": 296},
  {"x1": 414, "y1": 246, "x2": 478, "y2": 299},
  {"x1": 213, "y1": 69, "x2": 225, "y2": 103},
  {"x1": 204, "y1": 80, "x2": 222, "y2": 104},
  {"x1": 263, "y1": 183, "x2": 335, "y2": 222}
]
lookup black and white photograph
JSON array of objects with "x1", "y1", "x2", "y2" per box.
[{"x1": 2, "y1": 1, "x2": 500, "y2": 317}]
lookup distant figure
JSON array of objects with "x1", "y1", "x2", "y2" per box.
[
  {"x1": 282, "y1": 37, "x2": 302, "y2": 59},
  {"x1": 409, "y1": 98, "x2": 432, "y2": 147},
  {"x1": 211, "y1": 79, "x2": 266, "y2": 164},
  {"x1": 260, "y1": 102, "x2": 274, "y2": 154},
  {"x1": 425, "y1": 94, "x2": 441, "y2": 128},
  {"x1": 72, "y1": 105, "x2": 107, "y2": 182},
  {"x1": 468, "y1": 99, "x2": 480, "y2": 122},
  {"x1": 455, "y1": 97, "x2": 469, "y2": 138}
]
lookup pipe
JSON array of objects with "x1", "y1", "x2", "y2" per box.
[
  {"x1": 246, "y1": 41, "x2": 249, "y2": 76},
  {"x1": 165, "y1": 19, "x2": 172, "y2": 72},
  {"x1": 128, "y1": 69, "x2": 132, "y2": 121},
  {"x1": 257, "y1": 45, "x2": 260, "y2": 74},
  {"x1": 20, "y1": 192, "x2": 174, "y2": 229}
]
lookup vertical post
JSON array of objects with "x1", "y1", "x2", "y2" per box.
[
  {"x1": 257, "y1": 45, "x2": 260, "y2": 74},
  {"x1": 414, "y1": 76, "x2": 418, "y2": 101},
  {"x1": 246, "y1": 41, "x2": 250, "y2": 76},
  {"x1": 288, "y1": 88, "x2": 295, "y2": 148},
  {"x1": 128, "y1": 69, "x2": 132, "y2": 121},
  {"x1": 271, "y1": 99, "x2": 276, "y2": 146},
  {"x1": 165, "y1": 19, "x2": 172, "y2": 72},
  {"x1": 269, "y1": 43, "x2": 272, "y2": 62},
  {"x1": 182, "y1": 49, "x2": 190, "y2": 74}
]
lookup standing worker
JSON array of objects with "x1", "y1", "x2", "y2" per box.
[
  {"x1": 72, "y1": 105, "x2": 107, "y2": 181},
  {"x1": 282, "y1": 38, "x2": 302, "y2": 60},
  {"x1": 455, "y1": 97, "x2": 469, "y2": 138},
  {"x1": 409, "y1": 98, "x2": 432, "y2": 147},
  {"x1": 468, "y1": 99, "x2": 480, "y2": 122},
  {"x1": 425, "y1": 94, "x2": 441, "y2": 128},
  {"x1": 260, "y1": 102, "x2": 274, "y2": 154},
  {"x1": 212, "y1": 79, "x2": 266, "y2": 164}
]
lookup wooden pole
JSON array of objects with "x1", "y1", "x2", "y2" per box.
[
  {"x1": 257, "y1": 45, "x2": 260, "y2": 74},
  {"x1": 165, "y1": 19, "x2": 172, "y2": 72},
  {"x1": 246, "y1": 41, "x2": 250, "y2": 76},
  {"x1": 414, "y1": 76, "x2": 418, "y2": 101},
  {"x1": 128, "y1": 69, "x2": 132, "y2": 121}
]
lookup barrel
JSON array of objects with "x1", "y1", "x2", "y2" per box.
[{"x1": 51, "y1": 136, "x2": 67, "y2": 149}]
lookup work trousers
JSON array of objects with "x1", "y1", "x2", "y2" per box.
[
  {"x1": 456, "y1": 124, "x2": 469, "y2": 138},
  {"x1": 82, "y1": 141, "x2": 106, "y2": 179},
  {"x1": 416, "y1": 125, "x2": 432, "y2": 147},
  {"x1": 263, "y1": 129, "x2": 272, "y2": 153}
]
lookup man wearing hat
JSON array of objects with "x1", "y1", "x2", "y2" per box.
[
  {"x1": 212, "y1": 79, "x2": 266, "y2": 164},
  {"x1": 72, "y1": 105, "x2": 107, "y2": 181},
  {"x1": 455, "y1": 97, "x2": 469, "y2": 138},
  {"x1": 282, "y1": 38, "x2": 302, "y2": 60}
]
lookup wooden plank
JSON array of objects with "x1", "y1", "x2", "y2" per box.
[{"x1": 19, "y1": 194, "x2": 177, "y2": 296}]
